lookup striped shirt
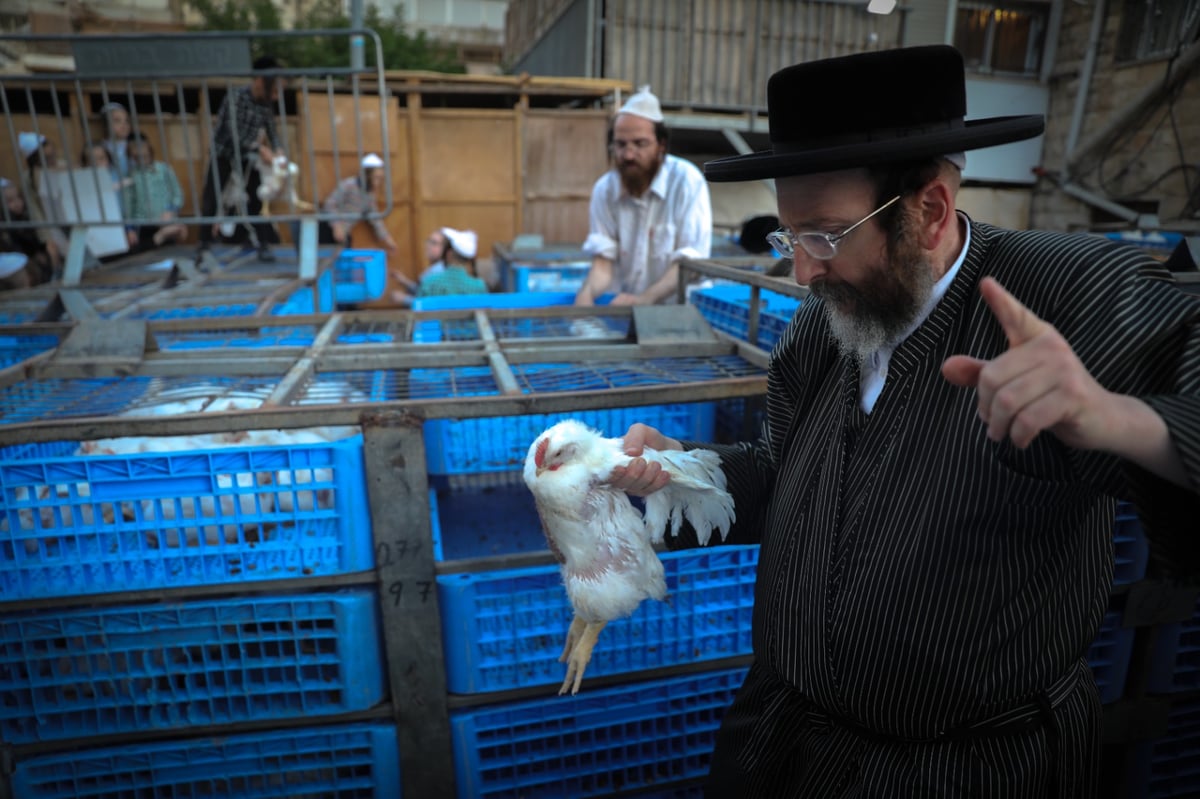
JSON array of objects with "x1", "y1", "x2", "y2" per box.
[
  {"x1": 210, "y1": 86, "x2": 279, "y2": 162},
  {"x1": 678, "y1": 220, "x2": 1200, "y2": 796},
  {"x1": 321, "y1": 176, "x2": 388, "y2": 240}
]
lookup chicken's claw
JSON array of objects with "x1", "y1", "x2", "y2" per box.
[{"x1": 558, "y1": 619, "x2": 607, "y2": 695}]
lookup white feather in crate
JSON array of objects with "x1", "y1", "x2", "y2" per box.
[
  {"x1": 522, "y1": 418, "x2": 734, "y2": 694},
  {"x1": 5, "y1": 382, "x2": 361, "y2": 554}
]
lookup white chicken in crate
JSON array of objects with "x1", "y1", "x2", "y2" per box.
[{"x1": 523, "y1": 419, "x2": 734, "y2": 695}]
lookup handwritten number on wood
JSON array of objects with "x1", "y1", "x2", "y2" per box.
[{"x1": 388, "y1": 580, "x2": 433, "y2": 606}]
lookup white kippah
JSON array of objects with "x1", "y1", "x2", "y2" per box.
[
  {"x1": 442, "y1": 227, "x2": 478, "y2": 259},
  {"x1": 944, "y1": 151, "x2": 967, "y2": 170},
  {"x1": 618, "y1": 85, "x2": 664, "y2": 123}
]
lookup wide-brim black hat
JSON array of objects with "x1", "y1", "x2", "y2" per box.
[{"x1": 705, "y1": 45, "x2": 1044, "y2": 183}]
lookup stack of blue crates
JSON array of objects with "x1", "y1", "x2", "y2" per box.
[
  {"x1": 689, "y1": 284, "x2": 803, "y2": 441},
  {"x1": 0, "y1": 422, "x2": 399, "y2": 796},
  {"x1": 1128, "y1": 585, "x2": 1200, "y2": 798},
  {"x1": 424, "y1": 356, "x2": 751, "y2": 794}
]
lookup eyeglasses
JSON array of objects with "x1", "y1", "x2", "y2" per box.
[{"x1": 767, "y1": 195, "x2": 901, "y2": 260}]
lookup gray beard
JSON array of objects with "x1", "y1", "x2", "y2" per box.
[
  {"x1": 815, "y1": 258, "x2": 937, "y2": 363},
  {"x1": 822, "y1": 304, "x2": 895, "y2": 363}
]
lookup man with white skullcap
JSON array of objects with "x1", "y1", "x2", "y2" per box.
[
  {"x1": 574, "y1": 86, "x2": 712, "y2": 306},
  {"x1": 318, "y1": 152, "x2": 397, "y2": 252}
]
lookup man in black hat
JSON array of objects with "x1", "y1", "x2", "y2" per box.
[
  {"x1": 194, "y1": 55, "x2": 286, "y2": 265},
  {"x1": 612, "y1": 45, "x2": 1200, "y2": 797}
]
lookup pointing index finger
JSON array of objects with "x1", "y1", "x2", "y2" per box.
[{"x1": 980, "y1": 277, "x2": 1051, "y2": 347}]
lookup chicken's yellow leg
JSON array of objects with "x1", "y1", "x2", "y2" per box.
[
  {"x1": 559, "y1": 615, "x2": 587, "y2": 663},
  {"x1": 559, "y1": 619, "x2": 607, "y2": 696}
]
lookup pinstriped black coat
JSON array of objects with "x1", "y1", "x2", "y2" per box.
[{"x1": 679, "y1": 220, "x2": 1200, "y2": 797}]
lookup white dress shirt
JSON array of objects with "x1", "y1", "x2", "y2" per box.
[{"x1": 582, "y1": 154, "x2": 712, "y2": 300}]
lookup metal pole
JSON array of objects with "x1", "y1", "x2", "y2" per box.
[{"x1": 351, "y1": 0, "x2": 365, "y2": 71}]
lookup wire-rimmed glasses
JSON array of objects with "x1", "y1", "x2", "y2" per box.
[{"x1": 767, "y1": 194, "x2": 902, "y2": 260}]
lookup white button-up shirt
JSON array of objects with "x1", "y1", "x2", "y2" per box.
[{"x1": 583, "y1": 154, "x2": 712, "y2": 300}]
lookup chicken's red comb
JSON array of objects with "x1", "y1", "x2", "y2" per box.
[{"x1": 534, "y1": 436, "x2": 548, "y2": 468}]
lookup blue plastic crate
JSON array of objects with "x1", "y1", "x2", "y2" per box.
[
  {"x1": 1148, "y1": 594, "x2": 1200, "y2": 694},
  {"x1": 422, "y1": 403, "x2": 716, "y2": 475},
  {"x1": 1127, "y1": 698, "x2": 1200, "y2": 798},
  {"x1": 1101, "y1": 230, "x2": 1184, "y2": 255},
  {"x1": 513, "y1": 262, "x2": 591, "y2": 293},
  {"x1": 625, "y1": 783, "x2": 705, "y2": 799},
  {"x1": 155, "y1": 325, "x2": 318, "y2": 350},
  {"x1": 12, "y1": 722, "x2": 401, "y2": 798},
  {"x1": 0, "y1": 589, "x2": 385, "y2": 742},
  {"x1": 137, "y1": 303, "x2": 260, "y2": 320},
  {"x1": 497, "y1": 246, "x2": 591, "y2": 292},
  {"x1": 451, "y1": 666, "x2": 746, "y2": 799},
  {"x1": 0, "y1": 435, "x2": 373, "y2": 601},
  {"x1": 1113, "y1": 501, "x2": 1149, "y2": 586},
  {"x1": 274, "y1": 278, "x2": 335, "y2": 315},
  {"x1": 335, "y1": 248, "x2": 388, "y2": 304},
  {"x1": 690, "y1": 284, "x2": 802, "y2": 350},
  {"x1": 0, "y1": 333, "x2": 58, "y2": 369},
  {"x1": 439, "y1": 545, "x2": 757, "y2": 693},
  {"x1": 1087, "y1": 609, "x2": 1134, "y2": 704},
  {"x1": 715, "y1": 396, "x2": 766, "y2": 443}
]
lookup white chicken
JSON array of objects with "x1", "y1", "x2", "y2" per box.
[{"x1": 523, "y1": 418, "x2": 735, "y2": 695}]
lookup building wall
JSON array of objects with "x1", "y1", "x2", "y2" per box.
[
  {"x1": 1031, "y1": 1, "x2": 1200, "y2": 232},
  {"x1": 507, "y1": 0, "x2": 906, "y2": 109}
]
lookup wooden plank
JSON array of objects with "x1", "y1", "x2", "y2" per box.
[
  {"x1": 361, "y1": 416, "x2": 456, "y2": 798},
  {"x1": 303, "y1": 93, "x2": 396, "y2": 156},
  {"x1": 1, "y1": 378, "x2": 769, "y2": 445},
  {"x1": 52, "y1": 318, "x2": 150, "y2": 362},
  {"x1": 630, "y1": 304, "x2": 718, "y2": 345},
  {"x1": 419, "y1": 112, "x2": 516, "y2": 203}
]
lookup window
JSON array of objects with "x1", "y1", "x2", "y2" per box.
[
  {"x1": 1116, "y1": 0, "x2": 1200, "y2": 63},
  {"x1": 954, "y1": 2, "x2": 1049, "y2": 77}
]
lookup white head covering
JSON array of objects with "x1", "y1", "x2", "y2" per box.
[
  {"x1": 442, "y1": 227, "x2": 478, "y2": 260},
  {"x1": 617, "y1": 85, "x2": 664, "y2": 123},
  {"x1": 944, "y1": 151, "x2": 967, "y2": 169},
  {"x1": 361, "y1": 153, "x2": 384, "y2": 169},
  {"x1": 99, "y1": 101, "x2": 126, "y2": 115},
  {"x1": 18, "y1": 132, "x2": 44, "y2": 158},
  {"x1": 0, "y1": 252, "x2": 28, "y2": 279}
]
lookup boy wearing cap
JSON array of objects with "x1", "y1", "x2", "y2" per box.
[
  {"x1": 611, "y1": 45, "x2": 1200, "y2": 797},
  {"x1": 195, "y1": 55, "x2": 287, "y2": 263},
  {"x1": 574, "y1": 86, "x2": 712, "y2": 306},
  {"x1": 318, "y1": 153, "x2": 397, "y2": 252}
]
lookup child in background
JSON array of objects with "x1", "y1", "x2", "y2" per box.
[
  {"x1": 1, "y1": 177, "x2": 57, "y2": 285},
  {"x1": 415, "y1": 227, "x2": 487, "y2": 298},
  {"x1": 83, "y1": 142, "x2": 123, "y2": 192},
  {"x1": 100, "y1": 101, "x2": 133, "y2": 178},
  {"x1": 390, "y1": 227, "x2": 486, "y2": 306},
  {"x1": 122, "y1": 132, "x2": 186, "y2": 251},
  {"x1": 319, "y1": 153, "x2": 397, "y2": 252}
]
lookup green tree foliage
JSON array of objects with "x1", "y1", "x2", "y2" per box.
[{"x1": 185, "y1": 0, "x2": 465, "y2": 73}]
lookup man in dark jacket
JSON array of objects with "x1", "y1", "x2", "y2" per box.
[{"x1": 614, "y1": 45, "x2": 1200, "y2": 798}]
